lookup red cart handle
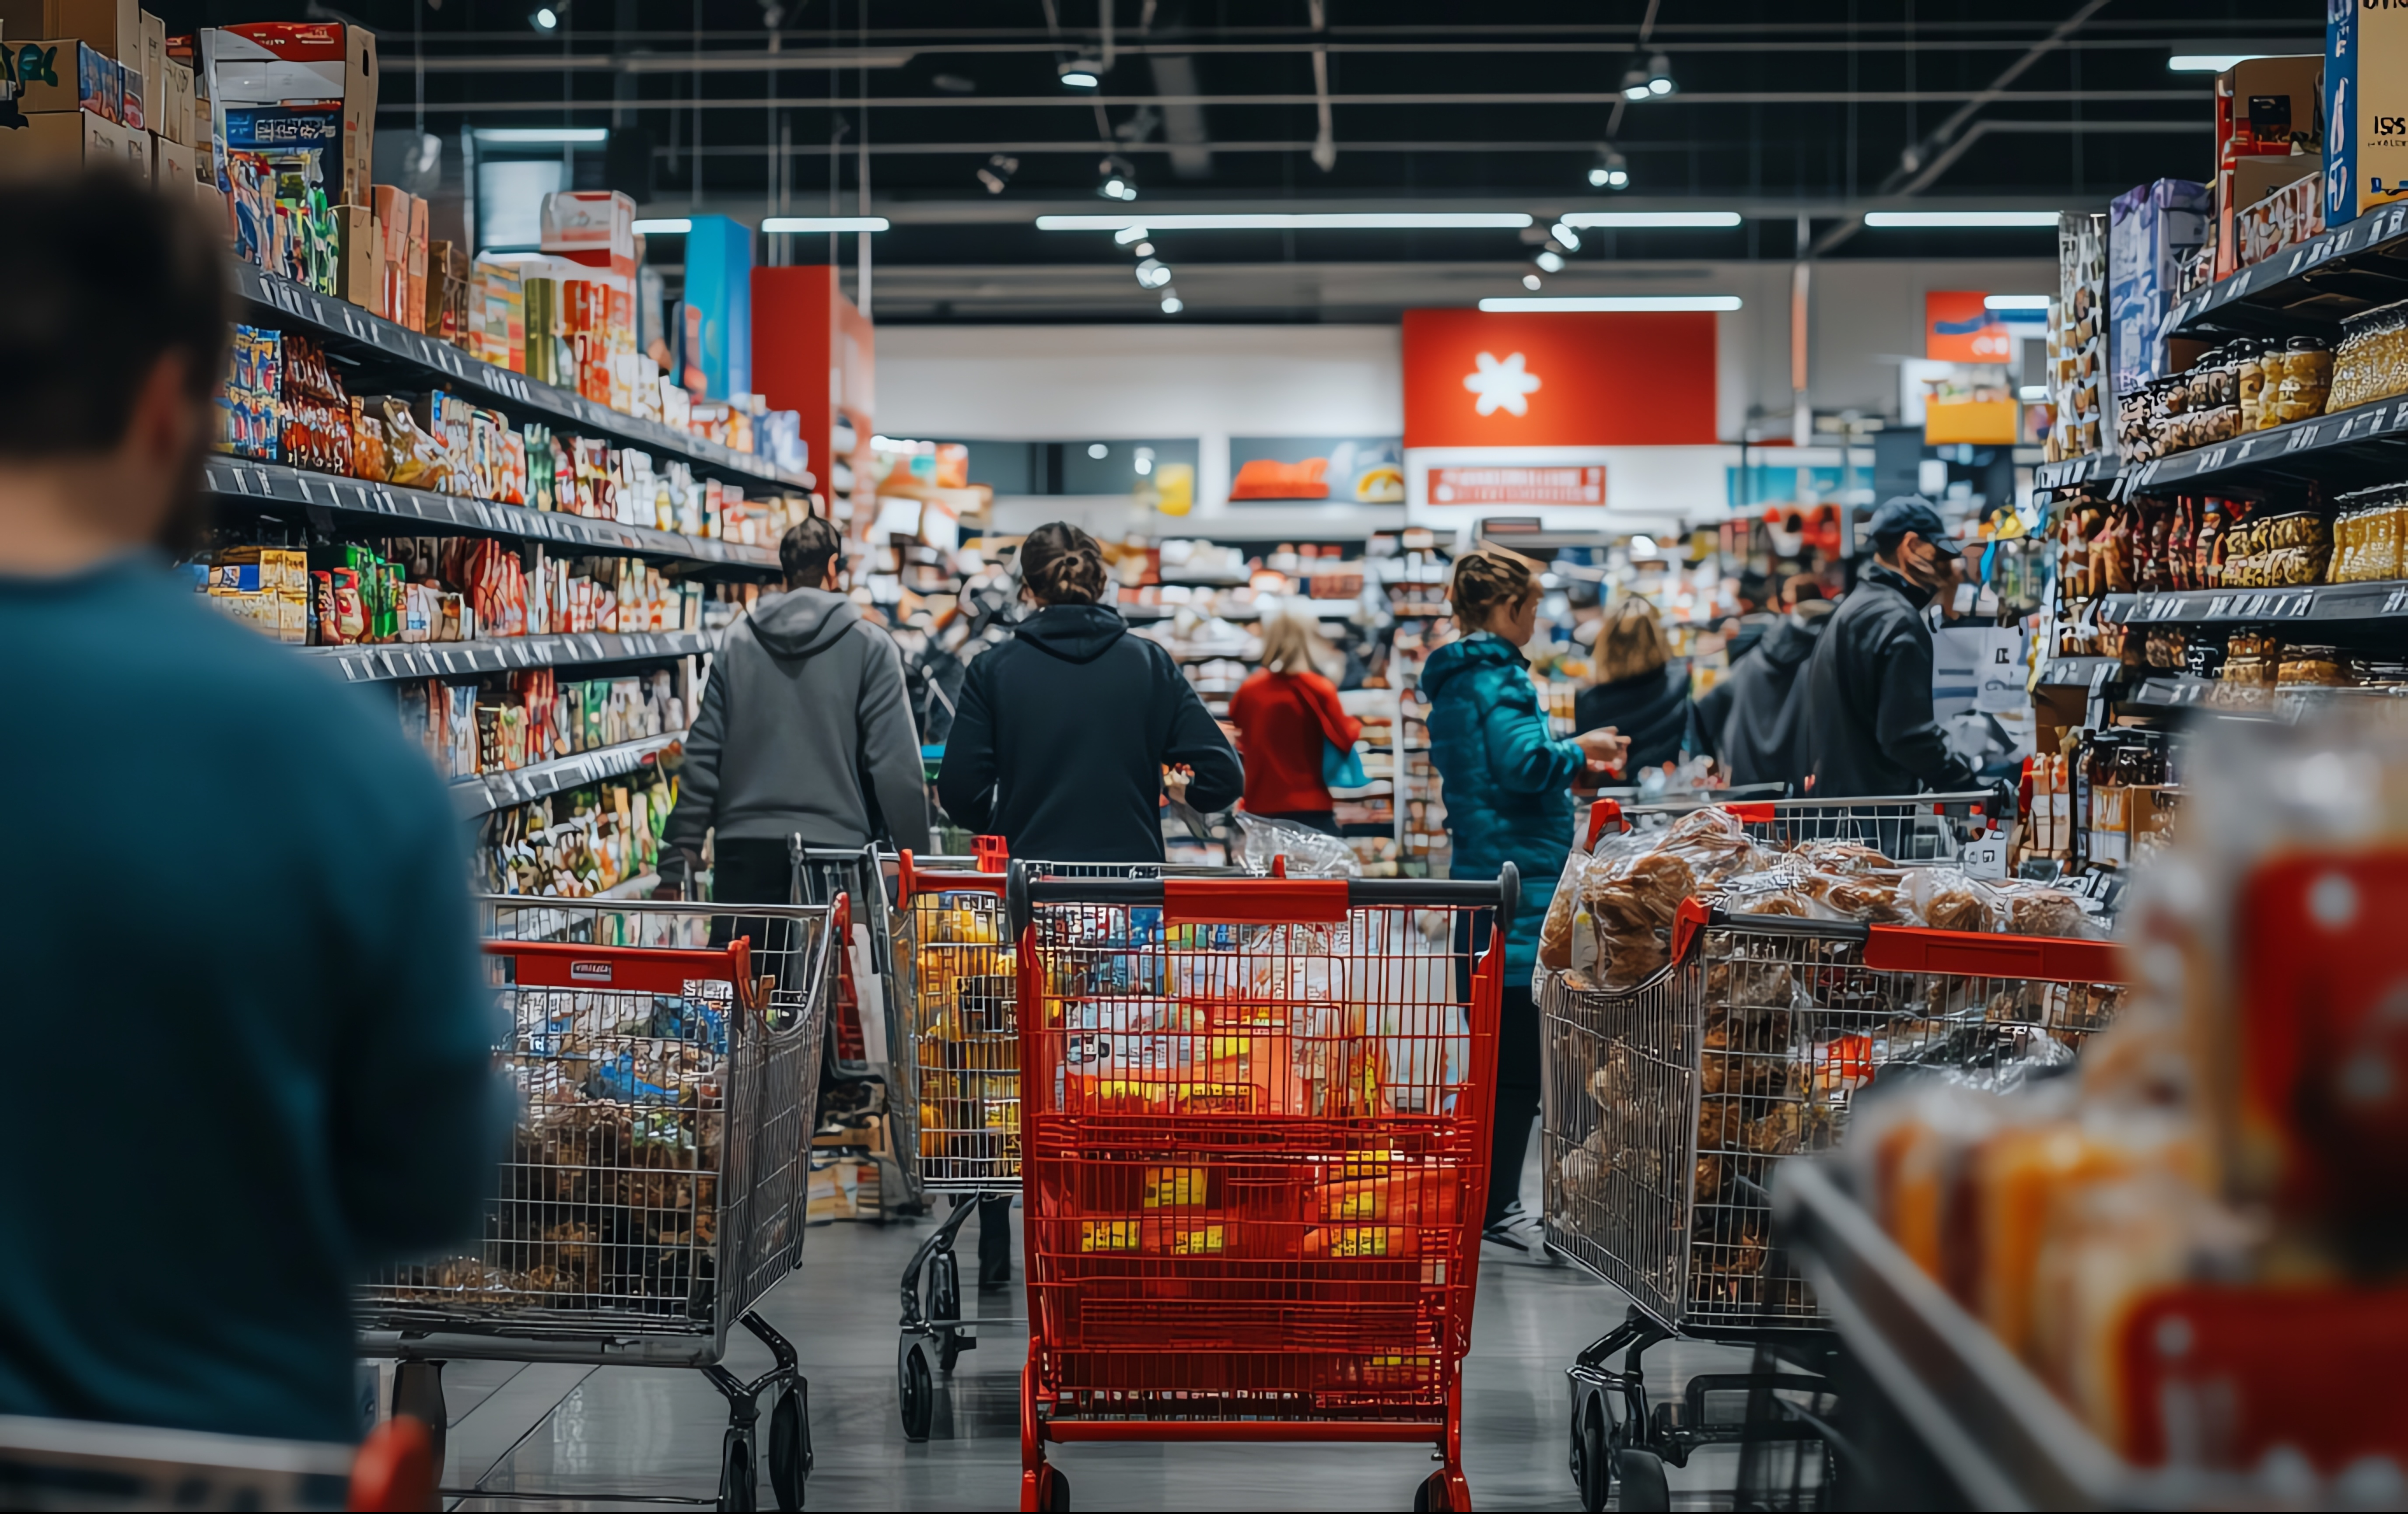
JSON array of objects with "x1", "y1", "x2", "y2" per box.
[
  {"x1": 486, "y1": 937, "x2": 758, "y2": 1004},
  {"x1": 1863, "y1": 923, "x2": 2125, "y2": 984}
]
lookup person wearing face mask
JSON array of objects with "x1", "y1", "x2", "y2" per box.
[{"x1": 1803, "y1": 497, "x2": 1981, "y2": 798}]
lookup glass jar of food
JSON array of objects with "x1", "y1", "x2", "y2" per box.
[
  {"x1": 2233, "y1": 337, "x2": 2268, "y2": 429},
  {"x1": 2275, "y1": 335, "x2": 2335, "y2": 423}
]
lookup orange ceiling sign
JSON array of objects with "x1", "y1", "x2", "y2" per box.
[
  {"x1": 1400, "y1": 308, "x2": 1718, "y2": 449},
  {"x1": 1925, "y1": 290, "x2": 2014, "y2": 363}
]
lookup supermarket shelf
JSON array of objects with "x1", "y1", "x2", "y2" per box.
[
  {"x1": 2098, "y1": 578, "x2": 2408, "y2": 627},
  {"x1": 2034, "y1": 654, "x2": 2128, "y2": 689},
  {"x1": 1773, "y1": 1157, "x2": 2268, "y2": 1510},
  {"x1": 451, "y1": 731, "x2": 681, "y2": 819},
  {"x1": 231, "y1": 263, "x2": 814, "y2": 495},
  {"x1": 2110, "y1": 394, "x2": 2408, "y2": 498},
  {"x1": 2031, "y1": 452, "x2": 2118, "y2": 495},
  {"x1": 596, "y1": 872, "x2": 661, "y2": 901},
  {"x1": 300, "y1": 627, "x2": 724, "y2": 684},
  {"x1": 200, "y1": 458, "x2": 781, "y2": 571},
  {"x1": 2169, "y1": 203, "x2": 2408, "y2": 343}
]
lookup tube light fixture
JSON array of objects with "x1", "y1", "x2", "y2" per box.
[
  {"x1": 1862, "y1": 210, "x2": 2060, "y2": 228},
  {"x1": 1478, "y1": 295, "x2": 1744, "y2": 312},
  {"x1": 1984, "y1": 294, "x2": 2053, "y2": 309},
  {"x1": 1037, "y1": 212, "x2": 1533, "y2": 231},
  {"x1": 473, "y1": 127, "x2": 608, "y2": 144},
  {"x1": 1588, "y1": 146, "x2": 1631, "y2": 189},
  {"x1": 1646, "y1": 53, "x2": 1676, "y2": 95},
  {"x1": 1620, "y1": 65, "x2": 1652, "y2": 101},
  {"x1": 632, "y1": 218, "x2": 692, "y2": 234},
  {"x1": 1160, "y1": 293, "x2": 1184, "y2": 314},
  {"x1": 1059, "y1": 59, "x2": 1102, "y2": 88},
  {"x1": 1549, "y1": 221, "x2": 1582, "y2": 251},
  {"x1": 2167, "y1": 53, "x2": 2270, "y2": 72},
  {"x1": 760, "y1": 216, "x2": 890, "y2": 232},
  {"x1": 1112, "y1": 224, "x2": 1150, "y2": 245},
  {"x1": 1522, "y1": 274, "x2": 1544, "y2": 291},
  {"x1": 2018, "y1": 385, "x2": 2051, "y2": 402},
  {"x1": 1534, "y1": 251, "x2": 1566, "y2": 273},
  {"x1": 1558, "y1": 210, "x2": 1742, "y2": 229}
]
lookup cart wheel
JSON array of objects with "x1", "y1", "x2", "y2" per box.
[
  {"x1": 1035, "y1": 1461, "x2": 1071, "y2": 1512},
  {"x1": 1614, "y1": 1448, "x2": 1670, "y2": 1513},
  {"x1": 768, "y1": 1387, "x2": 806, "y2": 1511},
  {"x1": 1577, "y1": 1406, "x2": 1610, "y2": 1513},
  {"x1": 938, "y1": 1328, "x2": 964, "y2": 1374},
  {"x1": 930, "y1": 1249, "x2": 963, "y2": 1373},
  {"x1": 1410, "y1": 1469, "x2": 1448, "y2": 1512},
  {"x1": 717, "y1": 1426, "x2": 757, "y2": 1513},
  {"x1": 897, "y1": 1339, "x2": 934, "y2": 1442}
]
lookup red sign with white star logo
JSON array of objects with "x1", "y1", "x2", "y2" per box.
[{"x1": 1400, "y1": 308, "x2": 1720, "y2": 448}]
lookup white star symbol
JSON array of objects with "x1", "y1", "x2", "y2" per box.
[{"x1": 1463, "y1": 350, "x2": 1542, "y2": 417}]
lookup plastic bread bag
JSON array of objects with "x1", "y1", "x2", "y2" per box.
[
  {"x1": 1905, "y1": 867, "x2": 2007, "y2": 933},
  {"x1": 1799, "y1": 868, "x2": 1915, "y2": 924},
  {"x1": 1988, "y1": 878, "x2": 2104, "y2": 939},
  {"x1": 1233, "y1": 810, "x2": 1360, "y2": 878},
  {"x1": 1712, "y1": 861, "x2": 1819, "y2": 919},
  {"x1": 1793, "y1": 838, "x2": 1896, "y2": 875},
  {"x1": 1538, "y1": 845, "x2": 1591, "y2": 971},
  {"x1": 1653, "y1": 804, "x2": 1774, "y2": 886}
]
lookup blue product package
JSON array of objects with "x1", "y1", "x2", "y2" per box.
[
  {"x1": 2327, "y1": 0, "x2": 2355, "y2": 226},
  {"x1": 2107, "y1": 179, "x2": 2208, "y2": 404},
  {"x1": 647, "y1": 993, "x2": 728, "y2": 1055},
  {"x1": 590, "y1": 1051, "x2": 675, "y2": 1104}
]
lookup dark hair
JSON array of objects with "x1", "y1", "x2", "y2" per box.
[
  {"x1": 1871, "y1": 526, "x2": 1916, "y2": 558},
  {"x1": 1019, "y1": 521, "x2": 1109, "y2": 606},
  {"x1": 1449, "y1": 550, "x2": 1535, "y2": 631},
  {"x1": 0, "y1": 166, "x2": 226, "y2": 458},
  {"x1": 779, "y1": 513, "x2": 844, "y2": 587}
]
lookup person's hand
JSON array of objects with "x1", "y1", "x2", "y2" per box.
[
  {"x1": 1575, "y1": 727, "x2": 1630, "y2": 775},
  {"x1": 1162, "y1": 764, "x2": 1192, "y2": 803}
]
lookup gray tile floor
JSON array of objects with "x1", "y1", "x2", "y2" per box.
[{"x1": 427, "y1": 1201, "x2": 1757, "y2": 1512}]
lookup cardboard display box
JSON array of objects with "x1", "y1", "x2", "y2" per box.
[
  {"x1": 0, "y1": 104, "x2": 145, "y2": 174},
  {"x1": 200, "y1": 22, "x2": 375, "y2": 208},
  {"x1": 0, "y1": 0, "x2": 137, "y2": 61},
  {"x1": 2327, "y1": 0, "x2": 2408, "y2": 225},
  {"x1": 2215, "y1": 55, "x2": 2325, "y2": 277}
]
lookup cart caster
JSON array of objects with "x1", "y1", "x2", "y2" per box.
[
  {"x1": 391, "y1": 1359, "x2": 448, "y2": 1473},
  {"x1": 717, "y1": 1424, "x2": 758, "y2": 1513},
  {"x1": 1410, "y1": 1468, "x2": 1457, "y2": 1512},
  {"x1": 1572, "y1": 1405, "x2": 1609, "y2": 1513},
  {"x1": 929, "y1": 1250, "x2": 964, "y2": 1372},
  {"x1": 897, "y1": 1338, "x2": 934, "y2": 1442},
  {"x1": 767, "y1": 1381, "x2": 808, "y2": 1511},
  {"x1": 1614, "y1": 1448, "x2": 1670, "y2": 1512},
  {"x1": 1029, "y1": 1460, "x2": 1069, "y2": 1511}
]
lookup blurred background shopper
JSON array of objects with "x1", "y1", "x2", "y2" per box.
[
  {"x1": 0, "y1": 168, "x2": 513, "y2": 1444},
  {"x1": 1228, "y1": 608, "x2": 1363, "y2": 835},
  {"x1": 1422, "y1": 550, "x2": 1628, "y2": 1252}
]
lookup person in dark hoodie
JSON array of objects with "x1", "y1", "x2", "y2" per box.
[
  {"x1": 1573, "y1": 595, "x2": 1692, "y2": 775},
  {"x1": 659, "y1": 513, "x2": 931, "y2": 900},
  {"x1": 1804, "y1": 497, "x2": 1981, "y2": 798},
  {"x1": 939, "y1": 521, "x2": 1242, "y2": 860},
  {"x1": 1696, "y1": 598, "x2": 1836, "y2": 790}
]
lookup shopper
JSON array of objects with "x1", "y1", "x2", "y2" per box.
[
  {"x1": 658, "y1": 513, "x2": 931, "y2": 900},
  {"x1": 1804, "y1": 497, "x2": 1981, "y2": 797},
  {"x1": 1227, "y1": 608, "x2": 1363, "y2": 835},
  {"x1": 0, "y1": 168, "x2": 513, "y2": 1443},
  {"x1": 1574, "y1": 596, "x2": 1692, "y2": 776},
  {"x1": 1701, "y1": 599, "x2": 1836, "y2": 791},
  {"x1": 1422, "y1": 551, "x2": 1628, "y2": 1251},
  {"x1": 938, "y1": 521, "x2": 1242, "y2": 862}
]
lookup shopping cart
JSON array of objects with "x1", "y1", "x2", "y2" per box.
[
  {"x1": 1539, "y1": 806, "x2": 2125, "y2": 1513},
  {"x1": 0, "y1": 1413, "x2": 434, "y2": 1512},
  {"x1": 888, "y1": 845, "x2": 1247, "y2": 1442},
  {"x1": 1584, "y1": 788, "x2": 2008, "y2": 857},
  {"x1": 1006, "y1": 861, "x2": 1519, "y2": 1513},
  {"x1": 359, "y1": 895, "x2": 834, "y2": 1514},
  {"x1": 791, "y1": 841, "x2": 922, "y2": 1219}
]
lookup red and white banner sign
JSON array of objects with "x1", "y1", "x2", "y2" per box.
[
  {"x1": 1401, "y1": 308, "x2": 1719, "y2": 449},
  {"x1": 1428, "y1": 465, "x2": 1606, "y2": 505}
]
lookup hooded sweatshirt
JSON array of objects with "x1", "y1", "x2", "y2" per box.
[
  {"x1": 1702, "y1": 611, "x2": 1829, "y2": 791},
  {"x1": 1573, "y1": 663, "x2": 1692, "y2": 775},
  {"x1": 937, "y1": 602, "x2": 1242, "y2": 862},
  {"x1": 663, "y1": 586, "x2": 930, "y2": 864}
]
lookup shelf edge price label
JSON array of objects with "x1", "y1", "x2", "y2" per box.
[{"x1": 2285, "y1": 423, "x2": 2320, "y2": 452}]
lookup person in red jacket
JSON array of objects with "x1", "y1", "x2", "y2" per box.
[{"x1": 1228, "y1": 609, "x2": 1363, "y2": 834}]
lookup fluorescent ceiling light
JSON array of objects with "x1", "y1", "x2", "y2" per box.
[
  {"x1": 2168, "y1": 53, "x2": 2270, "y2": 72},
  {"x1": 1984, "y1": 294, "x2": 2052, "y2": 309},
  {"x1": 1113, "y1": 224, "x2": 1149, "y2": 245},
  {"x1": 1036, "y1": 212, "x2": 1533, "y2": 231},
  {"x1": 1863, "y1": 210, "x2": 2060, "y2": 228},
  {"x1": 1479, "y1": 295, "x2": 1743, "y2": 312},
  {"x1": 2018, "y1": 385, "x2": 2051, "y2": 402},
  {"x1": 473, "y1": 127, "x2": 609, "y2": 144},
  {"x1": 1558, "y1": 210, "x2": 1742, "y2": 229},
  {"x1": 632, "y1": 217, "x2": 691, "y2": 234},
  {"x1": 761, "y1": 216, "x2": 890, "y2": 232}
]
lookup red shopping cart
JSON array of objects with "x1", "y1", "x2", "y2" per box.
[{"x1": 1004, "y1": 862, "x2": 1519, "y2": 1513}]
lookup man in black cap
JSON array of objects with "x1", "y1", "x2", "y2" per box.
[{"x1": 1802, "y1": 497, "x2": 1981, "y2": 797}]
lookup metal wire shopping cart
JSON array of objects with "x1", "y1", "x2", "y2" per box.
[
  {"x1": 1583, "y1": 789, "x2": 2008, "y2": 857},
  {"x1": 0, "y1": 1413, "x2": 436, "y2": 1512},
  {"x1": 887, "y1": 845, "x2": 1248, "y2": 1442},
  {"x1": 1005, "y1": 862, "x2": 1519, "y2": 1513},
  {"x1": 359, "y1": 896, "x2": 834, "y2": 1514},
  {"x1": 1539, "y1": 798, "x2": 2126, "y2": 1513},
  {"x1": 791, "y1": 842, "x2": 921, "y2": 1219}
]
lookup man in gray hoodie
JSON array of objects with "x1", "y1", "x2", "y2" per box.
[{"x1": 660, "y1": 515, "x2": 931, "y2": 900}]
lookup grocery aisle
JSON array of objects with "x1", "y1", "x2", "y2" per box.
[{"x1": 437, "y1": 1213, "x2": 1753, "y2": 1512}]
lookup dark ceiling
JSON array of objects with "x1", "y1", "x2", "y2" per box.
[{"x1": 184, "y1": 0, "x2": 2326, "y2": 319}]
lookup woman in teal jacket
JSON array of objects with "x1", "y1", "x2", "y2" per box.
[{"x1": 1423, "y1": 550, "x2": 1628, "y2": 1249}]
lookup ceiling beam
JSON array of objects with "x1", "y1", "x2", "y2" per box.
[{"x1": 378, "y1": 87, "x2": 2202, "y2": 112}]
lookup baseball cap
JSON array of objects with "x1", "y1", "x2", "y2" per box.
[{"x1": 1866, "y1": 496, "x2": 1963, "y2": 557}]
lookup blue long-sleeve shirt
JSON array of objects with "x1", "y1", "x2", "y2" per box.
[
  {"x1": 1421, "y1": 634, "x2": 1586, "y2": 978},
  {"x1": 0, "y1": 556, "x2": 515, "y2": 1444}
]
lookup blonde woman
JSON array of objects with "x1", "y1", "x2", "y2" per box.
[
  {"x1": 1574, "y1": 595, "x2": 1694, "y2": 776},
  {"x1": 1227, "y1": 608, "x2": 1362, "y2": 835}
]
